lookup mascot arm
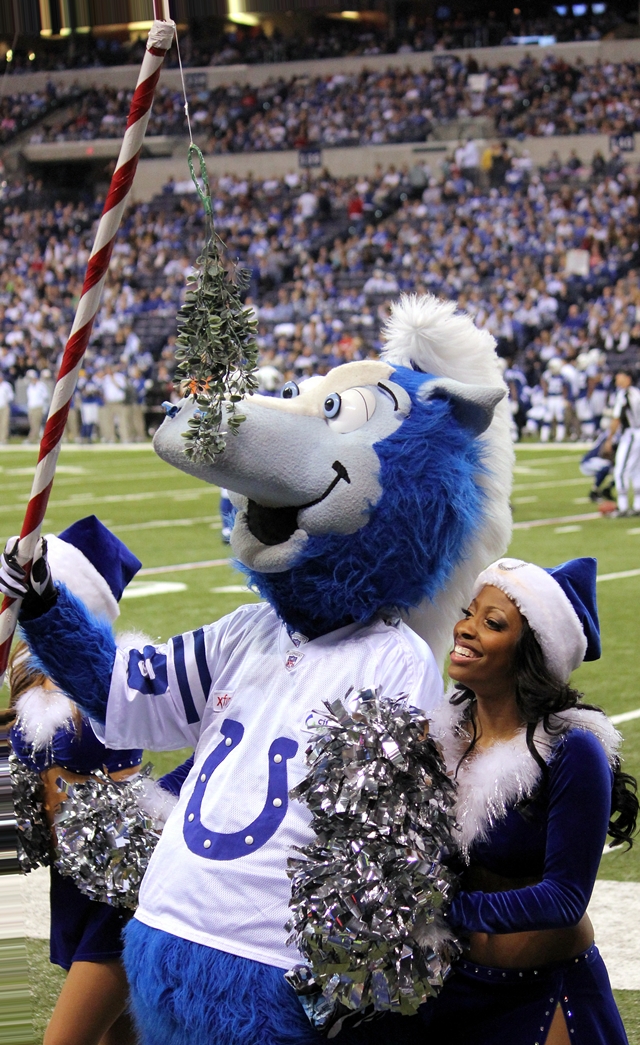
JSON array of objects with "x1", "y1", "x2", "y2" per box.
[{"x1": 20, "y1": 582, "x2": 116, "y2": 724}]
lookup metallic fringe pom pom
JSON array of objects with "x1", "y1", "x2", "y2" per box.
[
  {"x1": 284, "y1": 688, "x2": 461, "y2": 1038},
  {"x1": 10, "y1": 753, "x2": 51, "y2": 873},
  {"x1": 54, "y1": 765, "x2": 163, "y2": 909}
]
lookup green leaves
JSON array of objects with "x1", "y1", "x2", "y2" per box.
[{"x1": 173, "y1": 224, "x2": 259, "y2": 462}]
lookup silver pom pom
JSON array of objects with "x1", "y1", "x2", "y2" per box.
[
  {"x1": 54, "y1": 764, "x2": 164, "y2": 909},
  {"x1": 10, "y1": 753, "x2": 51, "y2": 873},
  {"x1": 285, "y1": 688, "x2": 461, "y2": 1037}
]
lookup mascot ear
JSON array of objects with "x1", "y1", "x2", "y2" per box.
[{"x1": 419, "y1": 378, "x2": 506, "y2": 436}]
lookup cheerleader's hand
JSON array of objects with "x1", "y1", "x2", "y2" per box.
[{"x1": 0, "y1": 536, "x2": 56, "y2": 615}]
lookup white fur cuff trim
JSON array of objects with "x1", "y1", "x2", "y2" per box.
[
  {"x1": 473, "y1": 558, "x2": 586, "y2": 682},
  {"x1": 46, "y1": 534, "x2": 120, "y2": 623}
]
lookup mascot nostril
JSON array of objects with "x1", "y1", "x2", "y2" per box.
[{"x1": 16, "y1": 293, "x2": 514, "y2": 1045}]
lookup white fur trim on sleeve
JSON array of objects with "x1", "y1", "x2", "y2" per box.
[
  {"x1": 473, "y1": 558, "x2": 587, "y2": 682},
  {"x1": 46, "y1": 534, "x2": 120, "y2": 623}
]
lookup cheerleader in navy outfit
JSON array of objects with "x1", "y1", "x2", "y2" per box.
[
  {"x1": 8, "y1": 516, "x2": 144, "y2": 1045},
  {"x1": 423, "y1": 556, "x2": 638, "y2": 1045}
]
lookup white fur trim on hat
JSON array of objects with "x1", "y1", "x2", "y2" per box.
[
  {"x1": 45, "y1": 534, "x2": 120, "y2": 623},
  {"x1": 473, "y1": 557, "x2": 587, "y2": 682}
]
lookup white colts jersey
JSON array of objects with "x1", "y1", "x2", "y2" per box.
[{"x1": 105, "y1": 602, "x2": 444, "y2": 969}]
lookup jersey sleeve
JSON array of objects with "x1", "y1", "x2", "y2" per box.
[
  {"x1": 447, "y1": 729, "x2": 612, "y2": 934},
  {"x1": 103, "y1": 606, "x2": 257, "y2": 752},
  {"x1": 373, "y1": 623, "x2": 444, "y2": 716}
]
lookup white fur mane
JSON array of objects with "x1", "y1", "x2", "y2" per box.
[
  {"x1": 381, "y1": 294, "x2": 513, "y2": 669},
  {"x1": 430, "y1": 700, "x2": 622, "y2": 860}
]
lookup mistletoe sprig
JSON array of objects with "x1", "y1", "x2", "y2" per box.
[{"x1": 173, "y1": 145, "x2": 259, "y2": 461}]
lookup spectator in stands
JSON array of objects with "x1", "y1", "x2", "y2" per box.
[
  {"x1": 25, "y1": 369, "x2": 50, "y2": 444},
  {"x1": 0, "y1": 371, "x2": 14, "y2": 443},
  {"x1": 98, "y1": 366, "x2": 129, "y2": 444}
]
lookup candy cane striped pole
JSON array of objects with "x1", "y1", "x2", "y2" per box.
[{"x1": 0, "y1": 15, "x2": 175, "y2": 685}]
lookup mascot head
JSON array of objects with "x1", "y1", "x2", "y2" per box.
[{"x1": 155, "y1": 295, "x2": 513, "y2": 664}]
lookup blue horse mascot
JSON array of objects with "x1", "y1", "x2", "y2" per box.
[{"x1": 4, "y1": 295, "x2": 513, "y2": 1045}]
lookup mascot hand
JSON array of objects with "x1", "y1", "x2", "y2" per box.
[{"x1": 0, "y1": 536, "x2": 56, "y2": 616}]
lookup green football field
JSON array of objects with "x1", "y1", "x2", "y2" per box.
[{"x1": 2, "y1": 441, "x2": 640, "y2": 1040}]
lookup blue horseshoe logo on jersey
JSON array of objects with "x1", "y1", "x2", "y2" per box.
[{"x1": 183, "y1": 719, "x2": 298, "y2": 861}]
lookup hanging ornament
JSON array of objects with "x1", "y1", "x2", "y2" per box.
[{"x1": 173, "y1": 144, "x2": 259, "y2": 462}]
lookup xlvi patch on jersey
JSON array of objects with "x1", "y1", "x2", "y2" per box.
[{"x1": 183, "y1": 718, "x2": 298, "y2": 861}]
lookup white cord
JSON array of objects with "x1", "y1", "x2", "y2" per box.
[{"x1": 174, "y1": 26, "x2": 193, "y2": 145}]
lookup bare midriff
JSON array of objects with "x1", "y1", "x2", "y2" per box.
[
  {"x1": 462, "y1": 865, "x2": 594, "y2": 969},
  {"x1": 40, "y1": 763, "x2": 140, "y2": 836}
]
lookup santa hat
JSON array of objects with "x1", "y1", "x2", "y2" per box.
[
  {"x1": 45, "y1": 515, "x2": 141, "y2": 622},
  {"x1": 472, "y1": 556, "x2": 600, "y2": 683}
]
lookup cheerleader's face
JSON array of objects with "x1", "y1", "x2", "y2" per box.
[{"x1": 449, "y1": 585, "x2": 523, "y2": 695}]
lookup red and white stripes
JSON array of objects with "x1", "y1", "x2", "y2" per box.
[{"x1": 0, "y1": 18, "x2": 175, "y2": 683}]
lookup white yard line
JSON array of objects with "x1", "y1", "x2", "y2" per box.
[
  {"x1": 610, "y1": 708, "x2": 640, "y2": 725},
  {"x1": 0, "y1": 487, "x2": 218, "y2": 514},
  {"x1": 122, "y1": 581, "x2": 187, "y2": 599},
  {"x1": 0, "y1": 443, "x2": 156, "y2": 452},
  {"x1": 516, "y1": 443, "x2": 590, "y2": 451},
  {"x1": 513, "y1": 512, "x2": 600, "y2": 530},
  {"x1": 113, "y1": 516, "x2": 221, "y2": 532},
  {"x1": 516, "y1": 454, "x2": 586, "y2": 466},
  {"x1": 588, "y1": 881, "x2": 640, "y2": 990},
  {"x1": 512, "y1": 477, "x2": 590, "y2": 492},
  {"x1": 138, "y1": 558, "x2": 230, "y2": 576},
  {"x1": 210, "y1": 584, "x2": 255, "y2": 594},
  {"x1": 598, "y1": 568, "x2": 640, "y2": 582}
]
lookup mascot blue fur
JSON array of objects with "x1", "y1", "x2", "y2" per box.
[{"x1": 9, "y1": 295, "x2": 513, "y2": 1045}]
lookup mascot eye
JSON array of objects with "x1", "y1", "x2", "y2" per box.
[
  {"x1": 326, "y1": 387, "x2": 376, "y2": 434},
  {"x1": 281, "y1": 381, "x2": 300, "y2": 399},
  {"x1": 323, "y1": 393, "x2": 342, "y2": 418}
]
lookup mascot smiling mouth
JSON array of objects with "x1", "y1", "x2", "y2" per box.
[{"x1": 246, "y1": 462, "x2": 351, "y2": 546}]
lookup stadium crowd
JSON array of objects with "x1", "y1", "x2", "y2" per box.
[
  {"x1": 0, "y1": 149, "x2": 638, "y2": 443},
  {"x1": 28, "y1": 55, "x2": 640, "y2": 151},
  {"x1": 0, "y1": 81, "x2": 81, "y2": 146},
  {"x1": 0, "y1": 9, "x2": 622, "y2": 74}
]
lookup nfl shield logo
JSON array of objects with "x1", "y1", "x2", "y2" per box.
[{"x1": 285, "y1": 651, "x2": 304, "y2": 671}]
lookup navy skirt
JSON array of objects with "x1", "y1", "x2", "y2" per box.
[
  {"x1": 49, "y1": 867, "x2": 133, "y2": 971},
  {"x1": 418, "y1": 945, "x2": 628, "y2": 1045}
]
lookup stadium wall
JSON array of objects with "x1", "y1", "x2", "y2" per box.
[
  {"x1": 3, "y1": 37, "x2": 640, "y2": 94},
  {"x1": 107, "y1": 132, "x2": 640, "y2": 201}
]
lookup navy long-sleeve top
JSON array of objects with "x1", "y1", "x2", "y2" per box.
[
  {"x1": 11, "y1": 715, "x2": 142, "y2": 776},
  {"x1": 448, "y1": 729, "x2": 613, "y2": 934}
]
